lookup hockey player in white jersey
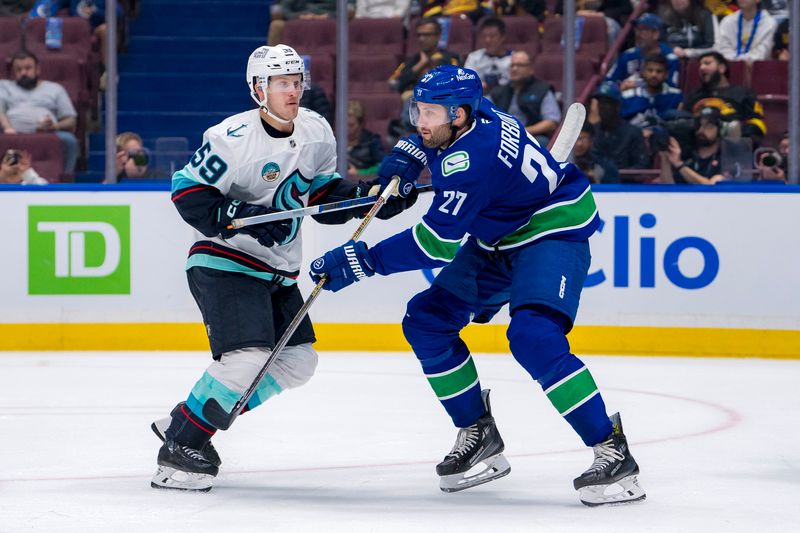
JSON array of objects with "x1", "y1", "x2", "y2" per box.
[{"x1": 151, "y1": 45, "x2": 415, "y2": 492}]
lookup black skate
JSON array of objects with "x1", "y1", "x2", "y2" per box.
[
  {"x1": 151, "y1": 440, "x2": 219, "y2": 492},
  {"x1": 573, "y1": 412, "x2": 646, "y2": 506},
  {"x1": 436, "y1": 389, "x2": 511, "y2": 493},
  {"x1": 151, "y1": 414, "x2": 222, "y2": 468}
]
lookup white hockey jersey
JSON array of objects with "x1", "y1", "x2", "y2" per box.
[{"x1": 171, "y1": 107, "x2": 341, "y2": 285}]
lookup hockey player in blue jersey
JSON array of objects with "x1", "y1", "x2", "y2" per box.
[{"x1": 309, "y1": 65, "x2": 645, "y2": 506}]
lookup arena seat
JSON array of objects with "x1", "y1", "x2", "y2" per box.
[
  {"x1": 23, "y1": 17, "x2": 93, "y2": 63},
  {"x1": 541, "y1": 15, "x2": 607, "y2": 59},
  {"x1": 348, "y1": 18, "x2": 404, "y2": 57},
  {"x1": 533, "y1": 53, "x2": 596, "y2": 95},
  {"x1": 348, "y1": 54, "x2": 398, "y2": 95},
  {"x1": 282, "y1": 19, "x2": 336, "y2": 56},
  {"x1": 348, "y1": 92, "x2": 403, "y2": 142},
  {"x1": 502, "y1": 16, "x2": 540, "y2": 58},
  {"x1": 750, "y1": 61, "x2": 788, "y2": 96},
  {"x1": 0, "y1": 16, "x2": 23, "y2": 69}
]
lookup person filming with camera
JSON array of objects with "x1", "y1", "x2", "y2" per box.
[
  {"x1": 754, "y1": 131, "x2": 789, "y2": 182},
  {"x1": 659, "y1": 107, "x2": 726, "y2": 184},
  {"x1": 114, "y1": 131, "x2": 157, "y2": 181},
  {"x1": 0, "y1": 149, "x2": 49, "y2": 185}
]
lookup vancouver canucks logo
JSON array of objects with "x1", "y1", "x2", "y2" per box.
[
  {"x1": 273, "y1": 170, "x2": 313, "y2": 245},
  {"x1": 441, "y1": 151, "x2": 470, "y2": 176},
  {"x1": 261, "y1": 162, "x2": 281, "y2": 182}
]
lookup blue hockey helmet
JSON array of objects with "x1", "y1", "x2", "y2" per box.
[{"x1": 409, "y1": 65, "x2": 482, "y2": 127}]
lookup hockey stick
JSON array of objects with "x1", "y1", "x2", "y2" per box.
[
  {"x1": 202, "y1": 177, "x2": 401, "y2": 431},
  {"x1": 549, "y1": 102, "x2": 586, "y2": 161},
  {"x1": 228, "y1": 184, "x2": 434, "y2": 229}
]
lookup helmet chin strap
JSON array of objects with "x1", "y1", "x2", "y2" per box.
[
  {"x1": 253, "y1": 82, "x2": 294, "y2": 125},
  {"x1": 258, "y1": 98, "x2": 292, "y2": 125}
]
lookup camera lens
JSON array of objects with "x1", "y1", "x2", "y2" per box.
[{"x1": 761, "y1": 154, "x2": 778, "y2": 167}]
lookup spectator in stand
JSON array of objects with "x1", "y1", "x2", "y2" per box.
[
  {"x1": 716, "y1": 0, "x2": 777, "y2": 62},
  {"x1": 346, "y1": 100, "x2": 384, "y2": 178},
  {"x1": 389, "y1": 17, "x2": 461, "y2": 97},
  {"x1": 658, "y1": 0, "x2": 715, "y2": 59},
  {"x1": 464, "y1": 16, "x2": 512, "y2": 94},
  {"x1": 355, "y1": 0, "x2": 411, "y2": 18},
  {"x1": 491, "y1": 0, "x2": 546, "y2": 20},
  {"x1": 755, "y1": 131, "x2": 789, "y2": 181},
  {"x1": 0, "y1": 148, "x2": 49, "y2": 184},
  {"x1": 683, "y1": 51, "x2": 767, "y2": 141},
  {"x1": 659, "y1": 106, "x2": 727, "y2": 184},
  {"x1": 591, "y1": 82, "x2": 650, "y2": 178},
  {"x1": 773, "y1": 18, "x2": 789, "y2": 60},
  {"x1": 606, "y1": 13, "x2": 680, "y2": 90},
  {"x1": 388, "y1": 17, "x2": 461, "y2": 136},
  {"x1": 621, "y1": 54, "x2": 683, "y2": 128},
  {"x1": 421, "y1": 0, "x2": 491, "y2": 21},
  {"x1": 489, "y1": 50, "x2": 561, "y2": 145},
  {"x1": 573, "y1": 122, "x2": 620, "y2": 184},
  {"x1": 0, "y1": 51, "x2": 78, "y2": 173},
  {"x1": 114, "y1": 131, "x2": 162, "y2": 181}
]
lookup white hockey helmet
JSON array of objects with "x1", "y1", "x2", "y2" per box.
[{"x1": 246, "y1": 45, "x2": 309, "y2": 121}]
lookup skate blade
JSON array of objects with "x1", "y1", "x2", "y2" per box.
[
  {"x1": 150, "y1": 465, "x2": 213, "y2": 493},
  {"x1": 439, "y1": 454, "x2": 511, "y2": 493},
  {"x1": 578, "y1": 474, "x2": 646, "y2": 507}
]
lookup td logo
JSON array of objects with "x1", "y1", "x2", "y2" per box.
[{"x1": 28, "y1": 206, "x2": 131, "y2": 295}]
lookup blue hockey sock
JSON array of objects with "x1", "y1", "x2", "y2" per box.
[{"x1": 508, "y1": 306, "x2": 612, "y2": 446}]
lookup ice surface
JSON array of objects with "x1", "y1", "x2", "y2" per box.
[{"x1": 1, "y1": 352, "x2": 798, "y2": 532}]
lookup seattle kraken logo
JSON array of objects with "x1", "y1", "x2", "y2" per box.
[{"x1": 273, "y1": 170, "x2": 313, "y2": 245}]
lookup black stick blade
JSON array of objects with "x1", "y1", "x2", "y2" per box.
[{"x1": 202, "y1": 398, "x2": 236, "y2": 431}]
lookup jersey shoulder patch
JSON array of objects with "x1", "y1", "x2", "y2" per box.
[{"x1": 205, "y1": 109, "x2": 259, "y2": 143}]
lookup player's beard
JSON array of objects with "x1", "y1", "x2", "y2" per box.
[{"x1": 420, "y1": 123, "x2": 453, "y2": 149}]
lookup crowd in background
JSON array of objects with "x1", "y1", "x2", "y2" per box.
[{"x1": 0, "y1": 0, "x2": 793, "y2": 184}]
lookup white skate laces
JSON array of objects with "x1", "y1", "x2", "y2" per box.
[
  {"x1": 447, "y1": 425, "x2": 480, "y2": 459},
  {"x1": 586, "y1": 438, "x2": 625, "y2": 472}
]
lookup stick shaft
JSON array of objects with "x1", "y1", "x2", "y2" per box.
[
  {"x1": 231, "y1": 184, "x2": 433, "y2": 229},
  {"x1": 218, "y1": 178, "x2": 400, "y2": 427}
]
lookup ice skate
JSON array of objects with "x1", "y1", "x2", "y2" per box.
[
  {"x1": 437, "y1": 389, "x2": 511, "y2": 493},
  {"x1": 151, "y1": 413, "x2": 222, "y2": 467},
  {"x1": 151, "y1": 440, "x2": 219, "y2": 492},
  {"x1": 573, "y1": 412, "x2": 646, "y2": 506}
]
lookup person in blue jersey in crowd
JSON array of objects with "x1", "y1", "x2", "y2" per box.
[
  {"x1": 606, "y1": 13, "x2": 680, "y2": 90},
  {"x1": 309, "y1": 65, "x2": 645, "y2": 506}
]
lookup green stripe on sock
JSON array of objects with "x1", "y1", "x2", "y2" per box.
[
  {"x1": 545, "y1": 367, "x2": 599, "y2": 415},
  {"x1": 427, "y1": 357, "x2": 478, "y2": 399}
]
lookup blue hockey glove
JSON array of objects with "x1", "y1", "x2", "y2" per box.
[
  {"x1": 309, "y1": 240, "x2": 376, "y2": 292},
  {"x1": 377, "y1": 136, "x2": 427, "y2": 198},
  {"x1": 219, "y1": 201, "x2": 292, "y2": 247}
]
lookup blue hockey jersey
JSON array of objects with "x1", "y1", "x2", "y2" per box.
[{"x1": 369, "y1": 100, "x2": 600, "y2": 275}]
